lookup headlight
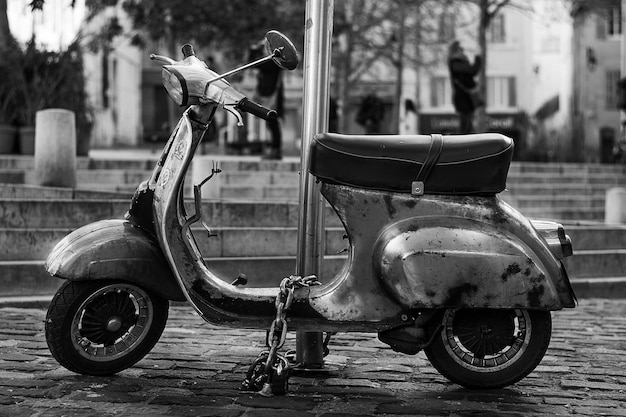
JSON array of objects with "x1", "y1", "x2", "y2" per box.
[{"x1": 162, "y1": 67, "x2": 187, "y2": 106}]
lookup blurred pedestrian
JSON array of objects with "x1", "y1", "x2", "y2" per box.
[
  {"x1": 356, "y1": 93, "x2": 385, "y2": 134},
  {"x1": 448, "y1": 40, "x2": 482, "y2": 134},
  {"x1": 249, "y1": 42, "x2": 284, "y2": 159}
]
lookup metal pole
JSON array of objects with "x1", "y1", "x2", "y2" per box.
[{"x1": 295, "y1": 0, "x2": 334, "y2": 369}]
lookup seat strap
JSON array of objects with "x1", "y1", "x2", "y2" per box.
[{"x1": 412, "y1": 134, "x2": 444, "y2": 196}]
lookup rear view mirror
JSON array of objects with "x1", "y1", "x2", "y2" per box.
[{"x1": 265, "y1": 30, "x2": 299, "y2": 70}]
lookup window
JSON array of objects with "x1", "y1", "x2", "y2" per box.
[
  {"x1": 438, "y1": 12, "x2": 456, "y2": 42},
  {"x1": 487, "y1": 76, "x2": 516, "y2": 108},
  {"x1": 431, "y1": 76, "x2": 452, "y2": 108},
  {"x1": 607, "y1": 6, "x2": 622, "y2": 37},
  {"x1": 606, "y1": 70, "x2": 621, "y2": 109},
  {"x1": 488, "y1": 14, "x2": 506, "y2": 44}
]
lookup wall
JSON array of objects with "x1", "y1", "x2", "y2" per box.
[{"x1": 572, "y1": 6, "x2": 621, "y2": 162}]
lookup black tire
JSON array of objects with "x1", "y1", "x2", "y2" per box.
[
  {"x1": 424, "y1": 308, "x2": 551, "y2": 389},
  {"x1": 45, "y1": 280, "x2": 169, "y2": 376}
]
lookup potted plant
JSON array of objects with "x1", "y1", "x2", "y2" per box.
[
  {"x1": 16, "y1": 40, "x2": 93, "y2": 155},
  {"x1": 0, "y1": 42, "x2": 23, "y2": 153}
]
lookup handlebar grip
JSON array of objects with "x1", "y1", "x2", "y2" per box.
[{"x1": 236, "y1": 98, "x2": 277, "y2": 121}]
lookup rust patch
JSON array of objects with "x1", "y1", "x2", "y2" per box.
[
  {"x1": 527, "y1": 285, "x2": 545, "y2": 307},
  {"x1": 383, "y1": 194, "x2": 396, "y2": 217},
  {"x1": 501, "y1": 263, "x2": 521, "y2": 282},
  {"x1": 403, "y1": 199, "x2": 418, "y2": 209},
  {"x1": 445, "y1": 283, "x2": 479, "y2": 305},
  {"x1": 529, "y1": 273, "x2": 546, "y2": 284}
]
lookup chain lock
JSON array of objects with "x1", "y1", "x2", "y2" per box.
[{"x1": 241, "y1": 274, "x2": 320, "y2": 396}]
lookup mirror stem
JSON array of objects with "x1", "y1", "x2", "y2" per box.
[{"x1": 206, "y1": 51, "x2": 278, "y2": 86}]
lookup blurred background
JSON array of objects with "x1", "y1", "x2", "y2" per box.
[{"x1": 0, "y1": 0, "x2": 624, "y2": 162}]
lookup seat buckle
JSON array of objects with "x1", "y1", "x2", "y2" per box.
[{"x1": 411, "y1": 181, "x2": 424, "y2": 196}]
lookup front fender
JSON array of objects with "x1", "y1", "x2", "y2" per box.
[{"x1": 46, "y1": 219, "x2": 186, "y2": 301}]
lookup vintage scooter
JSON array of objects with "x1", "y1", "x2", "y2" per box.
[{"x1": 44, "y1": 30, "x2": 575, "y2": 395}]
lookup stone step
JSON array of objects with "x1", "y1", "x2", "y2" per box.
[
  {"x1": 503, "y1": 184, "x2": 609, "y2": 196},
  {"x1": 0, "y1": 184, "x2": 131, "y2": 200},
  {"x1": 515, "y1": 208, "x2": 603, "y2": 222},
  {"x1": 507, "y1": 161, "x2": 626, "y2": 175},
  {"x1": 0, "y1": 256, "x2": 348, "y2": 296},
  {"x1": 563, "y1": 249, "x2": 626, "y2": 278},
  {"x1": 220, "y1": 184, "x2": 300, "y2": 201},
  {"x1": 0, "y1": 227, "x2": 347, "y2": 261},
  {"x1": 0, "y1": 155, "x2": 157, "y2": 170},
  {"x1": 2, "y1": 225, "x2": 618, "y2": 280},
  {"x1": 505, "y1": 195, "x2": 606, "y2": 209},
  {"x1": 0, "y1": 194, "x2": 607, "y2": 230},
  {"x1": 220, "y1": 171, "x2": 301, "y2": 186},
  {"x1": 0, "y1": 257, "x2": 620, "y2": 299},
  {"x1": 506, "y1": 174, "x2": 626, "y2": 186},
  {"x1": 0, "y1": 199, "x2": 343, "y2": 229},
  {"x1": 565, "y1": 224, "x2": 626, "y2": 250},
  {"x1": 567, "y1": 277, "x2": 626, "y2": 299}
]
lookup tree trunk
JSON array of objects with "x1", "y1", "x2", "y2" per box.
[
  {"x1": 392, "y1": 0, "x2": 406, "y2": 134},
  {"x1": 0, "y1": 0, "x2": 12, "y2": 51},
  {"x1": 338, "y1": 31, "x2": 354, "y2": 133},
  {"x1": 476, "y1": 0, "x2": 488, "y2": 133}
]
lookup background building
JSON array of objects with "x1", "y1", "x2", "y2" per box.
[{"x1": 6, "y1": 0, "x2": 625, "y2": 162}]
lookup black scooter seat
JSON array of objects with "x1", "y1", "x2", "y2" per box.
[{"x1": 309, "y1": 133, "x2": 514, "y2": 195}]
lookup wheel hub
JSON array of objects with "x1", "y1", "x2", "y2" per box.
[
  {"x1": 454, "y1": 309, "x2": 516, "y2": 358},
  {"x1": 79, "y1": 290, "x2": 139, "y2": 347},
  {"x1": 106, "y1": 317, "x2": 123, "y2": 332}
]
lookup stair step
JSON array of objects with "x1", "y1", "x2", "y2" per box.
[
  {"x1": 0, "y1": 184, "x2": 131, "y2": 199},
  {"x1": 569, "y1": 277, "x2": 626, "y2": 299},
  {"x1": 3, "y1": 258, "x2": 625, "y2": 299},
  {"x1": 0, "y1": 199, "x2": 343, "y2": 229},
  {"x1": 565, "y1": 225, "x2": 626, "y2": 250},
  {"x1": 563, "y1": 249, "x2": 626, "y2": 278},
  {"x1": 220, "y1": 185, "x2": 300, "y2": 201},
  {"x1": 0, "y1": 227, "x2": 347, "y2": 261},
  {"x1": 221, "y1": 171, "x2": 300, "y2": 186},
  {"x1": 503, "y1": 185, "x2": 608, "y2": 196},
  {"x1": 0, "y1": 256, "x2": 348, "y2": 296}
]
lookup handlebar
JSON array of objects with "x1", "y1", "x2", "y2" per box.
[
  {"x1": 149, "y1": 54, "x2": 176, "y2": 65},
  {"x1": 236, "y1": 98, "x2": 278, "y2": 121},
  {"x1": 151, "y1": 45, "x2": 279, "y2": 123}
]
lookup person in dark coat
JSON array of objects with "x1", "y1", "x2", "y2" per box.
[
  {"x1": 249, "y1": 42, "x2": 284, "y2": 159},
  {"x1": 448, "y1": 40, "x2": 482, "y2": 134}
]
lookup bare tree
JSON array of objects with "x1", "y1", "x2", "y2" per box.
[{"x1": 332, "y1": 0, "x2": 458, "y2": 133}]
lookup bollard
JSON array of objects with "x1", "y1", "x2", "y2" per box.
[
  {"x1": 605, "y1": 187, "x2": 626, "y2": 224},
  {"x1": 34, "y1": 109, "x2": 77, "y2": 188}
]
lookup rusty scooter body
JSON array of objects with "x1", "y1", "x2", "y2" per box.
[{"x1": 43, "y1": 25, "x2": 575, "y2": 394}]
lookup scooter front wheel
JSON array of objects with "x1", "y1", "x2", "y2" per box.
[
  {"x1": 45, "y1": 280, "x2": 169, "y2": 376},
  {"x1": 424, "y1": 308, "x2": 551, "y2": 389}
]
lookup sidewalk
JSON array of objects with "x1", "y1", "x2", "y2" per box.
[{"x1": 1, "y1": 299, "x2": 626, "y2": 417}]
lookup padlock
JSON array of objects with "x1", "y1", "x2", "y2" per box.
[{"x1": 269, "y1": 355, "x2": 290, "y2": 395}]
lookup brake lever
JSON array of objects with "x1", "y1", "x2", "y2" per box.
[{"x1": 224, "y1": 105, "x2": 244, "y2": 127}]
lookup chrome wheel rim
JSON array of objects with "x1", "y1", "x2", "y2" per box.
[
  {"x1": 71, "y1": 284, "x2": 154, "y2": 362},
  {"x1": 441, "y1": 308, "x2": 531, "y2": 372}
]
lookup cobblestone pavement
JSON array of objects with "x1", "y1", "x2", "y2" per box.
[{"x1": 1, "y1": 299, "x2": 625, "y2": 417}]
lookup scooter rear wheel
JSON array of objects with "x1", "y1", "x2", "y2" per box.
[
  {"x1": 424, "y1": 308, "x2": 551, "y2": 389},
  {"x1": 45, "y1": 280, "x2": 169, "y2": 376}
]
